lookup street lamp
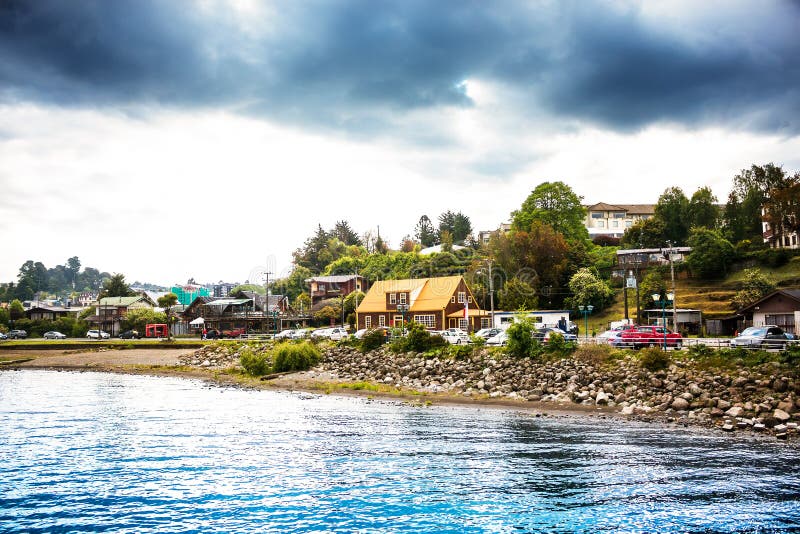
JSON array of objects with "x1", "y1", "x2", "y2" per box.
[
  {"x1": 578, "y1": 305, "x2": 594, "y2": 340},
  {"x1": 477, "y1": 260, "x2": 495, "y2": 329},
  {"x1": 396, "y1": 303, "x2": 409, "y2": 330},
  {"x1": 652, "y1": 292, "x2": 675, "y2": 350}
]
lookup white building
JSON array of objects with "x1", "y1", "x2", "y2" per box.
[{"x1": 584, "y1": 203, "x2": 655, "y2": 238}]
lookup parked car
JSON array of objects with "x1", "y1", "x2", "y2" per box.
[
  {"x1": 311, "y1": 328, "x2": 332, "y2": 339},
  {"x1": 86, "y1": 330, "x2": 110, "y2": 340},
  {"x1": 119, "y1": 330, "x2": 140, "y2": 339},
  {"x1": 43, "y1": 331, "x2": 67, "y2": 339},
  {"x1": 532, "y1": 327, "x2": 578, "y2": 344},
  {"x1": 485, "y1": 330, "x2": 508, "y2": 346},
  {"x1": 328, "y1": 327, "x2": 349, "y2": 341},
  {"x1": 7, "y1": 329, "x2": 28, "y2": 339},
  {"x1": 352, "y1": 328, "x2": 368, "y2": 339},
  {"x1": 0, "y1": 331, "x2": 7, "y2": 340},
  {"x1": 475, "y1": 328, "x2": 502, "y2": 340},
  {"x1": 205, "y1": 329, "x2": 221, "y2": 340},
  {"x1": 619, "y1": 325, "x2": 682, "y2": 349},
  {"x1": 597, "y1": 324, "x2": 638, "y2": 341},
  {"x1": 731, "y1": 326, "x2": 789, "y2": 350},
  {"x1": 439, "y1": 329, "x2": 470, "y2": 345},
  {"x1": 275, "y1": 329, "x2": 297, "y2": 340},
  {"x1": 222, "y1": 328, "x2": 246, "y2": 339}
]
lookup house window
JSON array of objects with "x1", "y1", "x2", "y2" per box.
[
  {"x1": 451, "y1": 296, "x2": 456, "y2": 303},
  {"x1": 481, "y1": 318, "x2": 490, "y2": 328},
  {"x1": 365, "y1": 316, "x2": 372, "y2": 328},
  {"x1": 394, "y1": 315, "x2": 404, "y2": 327},
  {"x1": 389, "y1": 293, "x2": 396, "y2": 304},
  {"x1": 591, "y1": 212, "x2": 603, "y2": 219},
  {"x1": 458, "y1": 292, "x2": 466, "y2": 304},
  {"x1": 597, "y1": 220, "x2": 605, "y2": 228},
  {"x1": 414, "y1": 314, "x2": 435, "y2": 328},
  {"x1": 318, "y1": 284, "x2": 325, "y2": 293},
  {"x1": 625, "y1": 220, "x2": 632, "y2": 228},
  {"x1": 378, "y1": 315, "x2": 386, "y2": 327},
  {"x1": 459, "y1": 319, "x2": 469, "y2": 330},
  {"x1": 467, "y1": 296, "x2": 473, "y2": 303},
  {"x1": 399, "y1": 293, "x2": 407, "y2": 305},
  {"x1": 613, "y1": 212, "x2": 625, "y2": 218},
  {"x1": 611, "y1": 220, "x2": 619, "y2": 228}
]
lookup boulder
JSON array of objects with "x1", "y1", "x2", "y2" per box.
[
  {"x1": 773, "y1": 409, "x2": 791, "y2": 422},
  {"x1": 725, "y1": 406, "x2": 744, "y2": 418},
  {"x1": 671, "y1": 397, "x2": 690, "y2": 411},
  {"x1": 596, "y1": 390, "x2": 609, "y2": 405}
]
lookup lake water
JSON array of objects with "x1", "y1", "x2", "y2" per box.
[{"x1": 1, "y1": 370, "x2": 799, "y2": 533}]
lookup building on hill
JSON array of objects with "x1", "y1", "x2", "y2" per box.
[
  {"x1": 306, "y1": 275, "x2": 366, "y2": 307},
  {"x1": 170, "y1": 285, "x2": 211, "y2": 306},
  {"x1": 356, "y1": 275, "x2": 489, "y2": 332},
  {"x1": 584, "y1": 203, "x2": 655, "y2": 239}
]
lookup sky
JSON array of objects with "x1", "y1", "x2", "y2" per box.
[{"x1": 1, "y1": 0, "x2": 799, "y2": 287}]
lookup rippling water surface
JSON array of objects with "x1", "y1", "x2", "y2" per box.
[{"x1": 1, "y1": 370, "x2": 799, "y2": 533}]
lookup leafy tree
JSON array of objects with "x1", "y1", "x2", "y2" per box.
[
  {"x1": 0, "y1": 306, "x2": 9, "y2": 330},
  {"x1": 415, "y1": 215, "x2": 438, "y2": 247},
  {"x1": 687, "y1": 187, "x2": 719, "y2": 230},
  {"x1": 511, "y1": 181, "x2": 588, "y2": 243},
  {"x1": 314, "y1": 305, "x2": 339, "y2": 324},
  {"x1": 294, "y1": 293, "x2": 311, "y2": 314},
  {"x1": 120, "y1": 308, "x2": 168, "y2": 334},
  {"x1": 654, "y1": 187, "x2": 690, "y2": 245},
  {"x1": 638, "y1": 271, "x2": 667, "y2": 312},
  {"x1": 343, "y1": 291, "x2": 365, "y2": 316},
  {"x1": 293, "y1": 225, "x2": 338, "y2": 273},
  {"x1": 620, "y1": 218, "x2": 667, "y2": 248},
  {"x1": 9, "y1": 299, "x2": 25, "y2": 321},
  {"x1": 399, "y1": 236, "x2": 417, "y2": 253},
  {"x1": 272, "y1": 265, "x2": 314, "y2": 302},
  {"x1": 686, "y1": 228, "x2": 736, "y2": 279},
  {"x1": 497, "y1": 276, "x2": 539, "y2": 311},
  {"x1": 732, "y1": 268, "x2": 776, "y2": 310},
  {"x1": 66, "y1": 256, "x2": 81, "y2": 289},
  {"x1": 332, "y1": 220, "x2": 362, "y2": 246},
  {"x1": 99, "y1": 273, "x2": 134, "y2": 298},
  {"x1": 565, "y1": 268, "x2": 615, "y2": 311},
  {"x1": 763, "y1": 173, "x2": 800, "y2": 246},
  {"x1": 439, "y1": 229, "x2": 454, "y2": 252},
  {"x1": 16, "y1": 260, "x2": 48, "y2": 300},
  {"x1": 724, "y1": 163, "x2": 789, "y2": 242},
  {"x1": 438, "y1": 210, "x2": 472, "y2": 245},
  {"x1": 157, "y1": 293, "x2": 179, "y2": 339},
  {"x1": 506, "y1": 319, "x2": 535, "y2": 358}
]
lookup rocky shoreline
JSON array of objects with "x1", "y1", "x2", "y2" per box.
[{"x1": 181, "y1": 343, "x2": 800, "y2": 441}]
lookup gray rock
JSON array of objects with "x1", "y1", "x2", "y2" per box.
[
  {"x1": 725, "y1": 406, "x2": 744, "y2": 418},
  {"x1": 671, "y1": 397, "x2": 690, "y2": 411},
  {"x1": 773, "y1": 409, "x2": 791, "y2": 422}
]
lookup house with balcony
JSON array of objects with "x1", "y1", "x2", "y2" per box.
[
  {"x1": 87, "y1": 294, "x2": 157, "y2": 336},
  {"x1": 356, "y1": 275, "x2": 489, "y2": 332},
  {"x1": 306, "y1": 275, "x2": 366, "y2": 306},
  {"x1": 584, "y1": 203, "x2": 655, "y2": 238}
]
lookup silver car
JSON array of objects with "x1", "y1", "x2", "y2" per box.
[
  {"x1": 43, "y1": 331, "x2": 67, "y2": 339},
  {"x1": 731, "y1": 326, "x2": 789, "y2": 350}
]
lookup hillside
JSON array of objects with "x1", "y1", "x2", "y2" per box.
[{"x1": 589, "y1": 255, "x2": 800, "y2": 333}]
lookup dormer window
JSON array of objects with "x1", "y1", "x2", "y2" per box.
[
  {"x1": 389, "y1": 293, "x2": 396, "y2": 304},
  {"x1": 399, "y1": 293, "x2": 407, "y2": 305}
]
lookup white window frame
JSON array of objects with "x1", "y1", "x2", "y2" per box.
[
  {"x1": 458, "y1": 292, "x2": 466, "y2": 304},
  {"x1": 451, "y1": 296, "x2": 456, "y2": 303},
  {"x1": 459, "y1": 319, "x2": 469, "y2": 330},
  {"x1": 365, "y1": 316, "x2": 372, "y2": 328},
  {"x1": 413, "y1": 314, "x2": 435, "y2": 328},
  {"x1": 389, "y1": 293, "x2": 396, "y2": 304},
  {"x1": 378, "y1": 315, "x2": 386, "y2": 327},
  {"x1": 399, "y1": 292, "x2": 407, "y2": 304},
  {"x1": 480, "y1": 318, "x2": 490, "y2": 328},
  {"x1": 394, "y1": 315, "x2": 404, "y2": 327},
  {"x1": 467, "y1": 296, "x2": 473, "y2": 303}
]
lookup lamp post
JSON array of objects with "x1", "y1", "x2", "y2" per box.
[
  {"x1": 652, "y1": 292, "x2": 674, "y2": 350},
  {"x1": 396, "y1": 303, "x2": 409, "y2": 330},
  {"x1": 578, "y1": 305, "x2": 594, "y2": 340}
]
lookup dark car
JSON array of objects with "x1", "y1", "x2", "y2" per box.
[
  {"x1": 205, "y1": 329, "x2": 220, "y2": 340},
  {"x1": 731, "y1": 326, "x2": 789, "y2": 350},
  {"x1": 7, "y1": 329, "x2": 27, "y2": 339},
  {"x1": 119, "y1": 330, "x2": 140, "y2": 339}
]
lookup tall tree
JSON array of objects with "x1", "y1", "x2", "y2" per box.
[
  {"x1": 620, "y1": 218, "x2": 667, "y2": 248},
  {"x1": 511, "y1": 181, "x2": 588, "y2": 242},
  {"x1": 438, "y1": 210, "x2": 472, "y2": 244},
  {"x1": 763, "y1": 173, "x2": 800, "y2": 246},
  {"x1": 685, "y1": 228, "x2": 735, "y2": 279},
  {"x1": 732, "y1": 268, "x2": 776, "y2": 310},
  {"x1": 332, "y1": 220, "x2": 362, "y2": 246},
  {"x1": 99, "y1": 273, "x2": 134, "y2": 298},
  {"x1": 565, "y1": 268, "x2": 615, "y2": 311},
  {"x1": 414, "y1": 215, "x2": 438, "y2": 247},
  {"x1": 66, "y1": 256, "x2": 81, "y2": 289},
  {"x1": 725, "y1": 163, "x2": 789, "y2": 242},
  {"x1": 293, "y1": 225, "x2": 336, "y2": 273},
  {"x1": 687, "y1": 187, "x2": 719, "y2": 230},
  {"x1": 654, "y1": 187, "x2": 690, "y2": 245}
]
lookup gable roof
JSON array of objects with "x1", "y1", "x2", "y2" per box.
[
  {"x1": 587, "y1": 202, "x2": 626, "y2": 211},
  {"x1": 586, "y1": 203, "x2": 655, "y2": 214},
  {"x1": 736, "y1": 289, "x2": 800, "y2": 314},
  {"x1": 357, "y1": 276, "x2": 468, "y2": 313},
  {"x1": 98, "y1": 295, "x2": 155, "y2": 307},
  {"x1": 305, "y1": 275, "x2": 363, "y2": 284}
]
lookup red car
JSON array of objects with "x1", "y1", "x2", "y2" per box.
[
  {"x1": 619, "y1": 325, "x2": 682, "y2": 349},
  {"x1": 222, "y1": 328, "x2": 246, "y2": 339}
]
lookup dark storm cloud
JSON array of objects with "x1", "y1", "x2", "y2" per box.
[{"x1": 1, "y1": 0, "x2": 798, "y2": 133}]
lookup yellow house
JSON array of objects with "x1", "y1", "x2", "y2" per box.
[{"x1": 356, "y1": 275, "x2": 488, "y2": 332}]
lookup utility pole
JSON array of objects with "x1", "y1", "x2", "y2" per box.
[
  {"x1": 665, "y1": 242, "x2": 677, "y2": 331},
  {"x1": 488, "y1": 259, "x2": 495, "y2": 328},
  {"x1": 264, "y1": 270, "x2": 272, "y2": 333}
]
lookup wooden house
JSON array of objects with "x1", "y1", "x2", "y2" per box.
[
  {"x1": 306, "y1": 275, "x2": 366, "y2": 306},
  {"x1": 356, "y1": 275, "x2": 489, "y2": 332}
]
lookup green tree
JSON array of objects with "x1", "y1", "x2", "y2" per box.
[
  {"x1": 638, "y1": 272, "x2": 667, "y2": 312},
  {"x1": 99, "y1": 273, "x2": 134, "y2": 298},
  {"x1": 157, "y1": 292, "x2": 179, "y2": 339},
  {"x1": 343, "y1": 291, "x2": 365, "y2": 316},
  {"x1": 415, "y1": 215, "x2": 438, "y2": 247},
  {"x1": 9, "y1": 299, "x2": 25, "y2": 321},
  {"x1": 511, "y1": 181, "x2": 588, "y2": 243},
  {"x1": 0, "y1": 306, "x2": 9, "y2": 330},
  {"x1": 438, "y1": 210, "x2": 472, "y2": 245},
  {"x1": 763, "y1": 173, "x2": 800, "y2": 247},
  {"x1": 654, "y1": 187, "x2": 690, "y2": 245},
  {"x1": 497, "y1": 276, "x2": 539, "y2": 311},
  {"x1": 732, "y1": 268, "x2": 776, "y2": 310},
  {"x1": 687, "y1": 187, "x2": 719, "y2": 230},
  {"x1": 506, "y1": 319, "x2": 535, "y2": 358},
  {"x1": 272, "y1": 265, "x2": 314, "y2": 302},
  {"x1": 66, "y1": 256, "x2": 81, "y2": 289},
  {"x1": 724, "y1": 163, "x2": 789, "y2": 242},
  {"x1": 293, "y1": 225, "x2": 338, "y2": 273},
  {"x1": 620, "y1": 218, "x2": 667, "y2": 248},
  {"x1": 120, "y1": 308, "x2": 168, "y2": 334},
  {"x1": 686, "y1": 228, "x2": 735, "y2": 279},
  {"x1": 332, "y1": 220, "x2": 362, "y2": 246},
  {"x1": 565, "y1": 268, "x2": 615, "y2": 311},
  {"x1": 314, "y1": 305, "x2": 339, "y2": 324},
  {"x1": 439, "y1": 229, "x2": 454, "y2": 252}
]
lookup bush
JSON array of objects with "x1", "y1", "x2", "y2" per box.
[
  {"x1": 757, "y1": 248, "x2": 791, "y2": 268},
  {"x1": 391, "y1": 321, "x2": 446, "y2": 353},
  {"x1": 445, "y1": 343, "x2": 474, "y2": 360},
  {"x1": 639, "y1": 347, "x2": 670, "y2": 372},
  {"x1": 361, "y1": 328, "x2": 388, "y2": 353},
  {"x1": 506, "y1": 320, "x2": 534, "y2": 358},
  {"x1": 239, "y1": 346, "x2": 272, "y2": 376},
  {"x1": 544, "y1": 332, "x2": 577, "y2": 358},
  {"x1": 272, "y1": 341, "x2": 321, "y2": 372},
  {"x1": 573, "y1": 343, "x2": 614, "y2": 364}
]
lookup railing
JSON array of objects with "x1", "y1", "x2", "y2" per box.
[{"x1": 238, "y1": 333, "x2": 274, "y2": 341}]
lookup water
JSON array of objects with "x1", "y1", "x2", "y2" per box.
[{"x1": 1, "y1": 370, "x2": 799, "y2": 533}]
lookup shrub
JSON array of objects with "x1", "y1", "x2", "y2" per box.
[
  {"x1": 445, "y1": 344, "x2": 474, "y2": 360},
  {"x1": 639, "y1": 347, "x2": 670, "y2": 372},
  {"x1": 574, "y1": 343, "x2": 614, "y2": 364},
  {"x1": 272, "y1": 341, "x2": 321, "y2": 372},
  {"x1": 239, "y1": 346, "x2": 272, "y2": 376},
  {"x1": 544, "y1": 332, "x2": 577, "y2": 358},
  {"x1": 361, "y1": 328, "x2": 388, "y2": 353},
  {"x1": 506, "y1": 320, "x2": 534, "y2": 358},
  {"x1": 391, "y1": 321, "x2": 446, "y2": 353}
]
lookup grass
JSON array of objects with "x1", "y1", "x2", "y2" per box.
[{"x1": 0, "y1": 339, "x2": 204, "y2": 350}]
